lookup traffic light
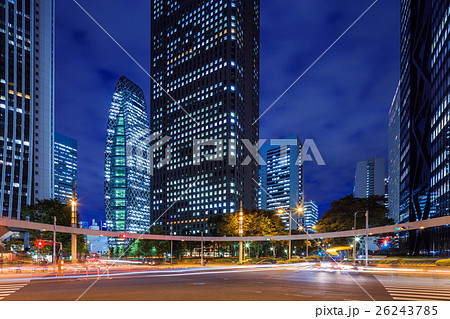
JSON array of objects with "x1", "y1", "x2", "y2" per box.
[{"x1": 120, "y1": 233, "x2": 127, "y2": 239}]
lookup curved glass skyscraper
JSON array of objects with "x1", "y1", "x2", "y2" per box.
[{"x1": 105, "y1": 76, "x2": 151, "y2": 245}]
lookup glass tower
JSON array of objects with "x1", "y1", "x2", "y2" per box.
[
  {"x1": 105, "y1": 76, "x2": 151, "y2": 245},
  {"x1": 388, "y1": 84, "x2": 401, "y2": 223},
  {"x1": 259, "y1": 136, "x2": 303, "y2": 230},
  {"x1": 303, "y1": 201, "x2": 318, "y2": 231},
  {"x1": 54, "y1": 132, "x2": 77, "y2": 203},
  {"x1": 353, "y1": 157, "x2": 386, "y2": 199},
  {"x1": 399, "y1": 0, "x2": 433, "y2": 254},
  {"x1": 0, "y1": 0, "x2": 54, "y2": 219},
  {"x1": 150, "y1": 0, "x2": 260, "y2": 235},
  {"x1": 430, "y1": 0, "x2": 450, "y2": 253}
]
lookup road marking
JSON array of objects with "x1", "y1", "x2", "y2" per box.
[
  {"x1": 379, "y1": 283, "x2": 450, "y2": 301},
  {"x1": 193, "y1": 283, "x2": 205, "y2": 285},
  {"x1": 0, "y1": 283, "x2": 27, "y2": 300},
  {"x1": 389, "y1": 292, "x2": 450, "y2": 301}
]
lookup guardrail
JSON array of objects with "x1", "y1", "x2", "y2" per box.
[{"x1": 1, "y1": 215, "x2": 449, "y2": 242}]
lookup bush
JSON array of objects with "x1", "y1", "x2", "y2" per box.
[
  {"x1": 304, "y1": 255, "x2": 321, "y2": 262},
  {"x1": 436, "y1": 259, "x2": 450, "y2": 266}
]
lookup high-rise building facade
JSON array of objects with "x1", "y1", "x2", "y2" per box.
[
  {"x1": 353, "y1": 157, "x2": 385, "y2": 199},
  {"x1": 54, "y1": 132, "x2": 77, "y2": 203},
  {"x1": 430, "y1": 0, "x2": 450, "y2": 253},
  {"x1": 259, "y1": 136, "x2": 303, "y2": 230},
  {"x1": 105, "y1": 76, "x2": 151, "y2": 245},
  {"x1": 150, "y1": 0, "x2": 260, "y2": 235},
  {"x1": 0, "y1": 0, "x2": 54, "y2": 219},
  {"x1": 302, "y1": 201, "x2": 318, "y2": 231},
  {"x1": 388, "y1": 85, "x2": 401, "y2": 223}
]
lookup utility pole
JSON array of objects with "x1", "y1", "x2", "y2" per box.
[
  {"x1": 53, "y1": 216, "x2": 57, "y2": 264},
  {"x1": 353, "y1": 212, "x2": 357, "y2": 261},
  {"x1": 71, "y1": 179, "x2": 77, "y2": 263},
  {"x1": 200, "y1": 231, "x2": 204, "y2": 266},
  {"x1": 238, "y1": 202, "x2": 243, "y2": 264},
  {"x1": 365, "y1": 210, "x2": 369, "y2": 267}
]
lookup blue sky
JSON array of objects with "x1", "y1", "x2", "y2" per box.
[{"x1": 56, "y1": 0, "x2": 400, "y2": 222}]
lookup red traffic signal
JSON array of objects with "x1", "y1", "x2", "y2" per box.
[
  {"x1": 120, "y1": 233, "x2": 127, "y2": 239},
  {"x1": 37, "y1": 240, "x2": 43, "y2": 248}
]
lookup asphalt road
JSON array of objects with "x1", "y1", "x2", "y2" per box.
[{"x1": 1, "y1": 265, "x2": 449, "y2": 301}]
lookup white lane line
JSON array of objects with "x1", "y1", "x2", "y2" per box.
[
  {"x1": 144, "y1": 268, "x2": 279, "y2": 278},
  {"x1": 384, "y1": 286, "x2": 450, "y2": 292},
  {"x1": 389, "y1": 293, "x2": 450, "y2": 301},
  {"x1": 392, "y1": 296, "x2": 436, "y2": 301},
  {"x1": 386, "y1": 289, "x2": 450, "y2": 295}
]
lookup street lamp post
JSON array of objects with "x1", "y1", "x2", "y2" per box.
[
  {"x1": 353, "y1": 212, "x2": 357, "y2": 261},
  {"x1": 53, "y1": 216, "x2": 56, "y2": 265},
  {"x1": 71, "y1": 199, "x2": 77, "y2": 263},
  {"x1": 238, "y1": 202, "x2": 243, "y2": 263},
  {"x1": 289, "y1": 210, "x2": 292, "y2": 260},
  {"x1": 201, "y1": 231, "x2": 204, "y2": 266},
  {"x1": 170, "y1": 225, "x2": 173, "y2": 267},
  {"x1": 71, "y1": 179, "x2": 77, "y2": 263},
  {"x1": 365, "y1": 210, "x2": 369, "y2": 266},
  {"x1": 278, "y1": 206, "x2": 304, "y2": 260},
  {"x1": 306, "y1": 227, "x2": 309, "y2": 257}
]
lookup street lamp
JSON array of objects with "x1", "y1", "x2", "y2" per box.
[
  {"x1": 238, "y1": 202, "x2": 244, "y2": 264},
  {"x1": 71, "y1": 199, "x2": 78, "y2": 263},
  {"x1": 277, "y1": 206, "x2": 304, "y2": 260}
]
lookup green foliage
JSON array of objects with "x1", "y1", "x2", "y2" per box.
[
  {"x1": 135, "y1": 226, "x2": 170, "y2": 257},
  {"x1": 315, "y1": 195, "x2": 394, "y2": 245},
  {"x1": 436, "y1": 259, "x2": 450, "y2": 266},
  {"x1": 21, "y1": 199, "x2": 86, "y2": 254},
  {"x1": 210, "y1": 208, "x2": 287, "y2": 237}
]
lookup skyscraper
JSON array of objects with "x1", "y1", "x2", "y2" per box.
[
  {"x1": 105, "y1": 76, "x2": 151, "y2": 245},
  {"x1": 430, "y1": 0, "x2": 450, "y2": 253},
  {"x1": 54, "y1": 132, "x2": 77, "y2": 203},
  {"x1": 150, "y1": 0, "x2": 260, "y2": 235},
  {"x1": 0, "y1": 0, "x2": 54, "y2": 219},
  {"x1": 353, "y1": 157, "x2": 385, "y2": 199},
  {"x1": 399, "y1": 0, "x2": 433, "y2": 254},
  {"x1": 302, "y1": 201, "x2": 318, "y2": 231},
  {"x1": 388, "y1": 84, "x2": 401, "y2": 223},
  {"x1": 259, "y1": 136, "x2": 303, "y2": 230}
]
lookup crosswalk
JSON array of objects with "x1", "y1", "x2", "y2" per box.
[
  {"x1": 0, "y1": 283, "x2": 28, "y2": 300},
  {"x1": 382, "y1": 285, "x2": 450, "y2": 301}
]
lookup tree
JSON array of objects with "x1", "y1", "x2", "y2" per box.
[
  {"x1": 21, "y1": 199, "x2": 86, "y2": 255},
  {"x1": 135, "y1": 226, "x2": 169, "y2": 258},
  {"x1": 210, "y1": 208, "x2": 287, "y2": 258},
  {"x1": 210, "y1": 208, "x2": 286, "y2": 237},
  {"x1": 315, "y1": 195, "x2": 394, "y2": 245}
]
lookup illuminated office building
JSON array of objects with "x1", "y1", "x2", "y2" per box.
[
  {"x1": 150, "y1": 0, "x2": 260, "y2": 235},
  {"x1": 430, "y1": 0, "x2": 450, "y2": 253},
  {"x1": 0, "y1": 0, "x2": 54, "y2": 219},
  {"x1": 54, "y1": 132, "x2": 77, "y2": 203},
  {"x1": 388, "y1": 85, "x2": 401, "y2": 223},
  {"x1": 399, "y1": 0, "x2": 450, "y2": 254},
  {"x1": 353, "y1": 157, "x2": 385, "y2": 199},
  {"x1": 259, "y1": 136, "x2": 303, "y2": 230},
  {"x1": 302, "y1": 201, "x2": 318, "y2": 231},
  {"x1": 105, "y1": 76, "x2": 151, "y2": 245}
]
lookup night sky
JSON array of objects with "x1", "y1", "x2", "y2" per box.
[{"x1": 55, "y1": 0, "x2": 400, "y2": 222}]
